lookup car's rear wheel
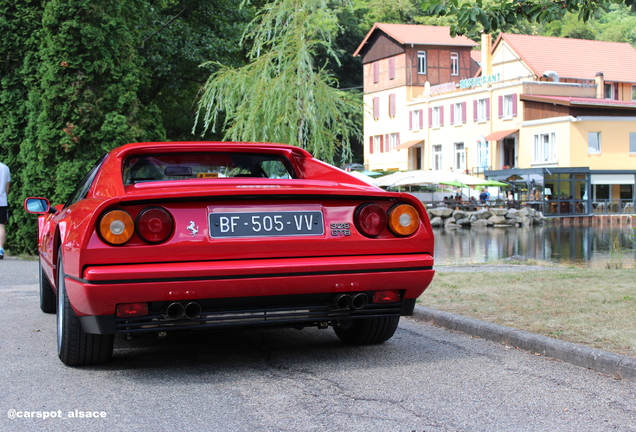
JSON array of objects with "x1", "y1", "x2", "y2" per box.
[
  {"x1": 333, "y1": 316, "x2": 400, "y2": 344},
  {"x1": 57, "y1": 251, "x2": 114, "y2": 366},
  {"x1": 39, "y1": 258, "x2": 56, "y2": 314}
]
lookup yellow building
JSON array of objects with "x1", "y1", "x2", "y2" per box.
[{"x1": 355, "y1": 25, "x2": 636, "y2": 216}]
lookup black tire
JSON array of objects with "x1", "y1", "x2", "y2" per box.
[
  {"x1": 57, "y1": 251, "x2": 114, "y2": 366},
  {"x1": 39, "y1": 258, "x2": 56, "y2": 314},
  {"x1": 333, "y1": 316, "x2": 400, "y2": 344}
]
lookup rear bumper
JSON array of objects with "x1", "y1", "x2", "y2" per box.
[{"x1": 67, "y1": 253, "x2": 434, "y2": 334}]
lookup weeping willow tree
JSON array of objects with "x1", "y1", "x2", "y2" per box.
[{"x1": 194, "y1": 0, "x2": 359, "y2": 164}]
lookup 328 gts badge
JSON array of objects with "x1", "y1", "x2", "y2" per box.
[{"x1": 330, "y1": 222, "x2": 351, "y2": 236}]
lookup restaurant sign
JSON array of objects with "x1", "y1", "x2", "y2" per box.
[
  {"x1": 429, "y1": 82, "x2": 458, "y2": 95},
  {"x1": 460, "y1": 73, "x2": 501, "y2": 89}
]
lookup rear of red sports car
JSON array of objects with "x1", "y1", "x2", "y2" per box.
[{"x1": 28, "y1": 142, "x2": 435, "y2": 365}]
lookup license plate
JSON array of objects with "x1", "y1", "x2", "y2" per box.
[{"x1": 209, "y1": 211, "x2": 324, "y2": 238}]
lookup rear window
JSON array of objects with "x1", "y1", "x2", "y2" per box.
[{"x1": 123, "y1": 153, "x2": 295, "y2": 185}]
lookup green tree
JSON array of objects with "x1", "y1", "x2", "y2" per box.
[
  {"x1": 0, "y1": 1, "x2": 46, "y2": 254},
  {"x1": 11, "y1": 0, "x2": 167, "y2": 253},
  {"x1": 541, "y1": 11, "x2": 599, "y2": 39},
  {"x1": 354, "y1": 0, "x2": 424, "y2": 28},
  {"x1": 421, "y1": 0, "x2": 635, "y2": 36},
  {"x1": 138, "y1": 0, "x2": 256, "y2": 141},
  {"x1": 194, "y1": 0, "x2": 360, "y2": 165}
]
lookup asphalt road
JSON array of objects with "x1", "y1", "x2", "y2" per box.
[{"x1": 1, "y1": 258, "x2": 635, "y2": 432}]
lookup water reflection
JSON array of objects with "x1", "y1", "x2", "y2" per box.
[{"x1": 434, "y1": 225, "x2": 636, "y2": 267}]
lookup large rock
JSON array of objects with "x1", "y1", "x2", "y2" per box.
[
  {"x1": 473, "y1": 209, "x2": 492, "y2": 220},
  {"x1": 444, "y1": 216, "x2": 458, "y2": 226},
  {"x1": 456, "y1": 217, "x2": 471, "y2": 226},
  {"x1": 490, "y1": 208, "x2": 508, "y2": 217},
  {"x1": 429, "y1": 216, "x2": 443, "y2": 227},
  {"x1": 453, "y1": 210, "x2": 468, "y2": 221},
  {"x1": 488, "y1": 215, "x2": 507, "y2": 224},
  {"x1": 430, "y1": 207, "x2": 454, "y2": 218}
]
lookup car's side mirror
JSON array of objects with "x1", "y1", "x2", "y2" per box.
[{"x1": 24, "y1": 197, "x2": 53, "y2": 214}]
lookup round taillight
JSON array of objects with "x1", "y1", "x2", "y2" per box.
[
  {"x1": 388, "y1": 204, "x2": 420, "y2": 236},
  {"x1": 99, "y1": 210, "x2": 135, "y2": 245},
  {"x1": 355, "y1": 203, "x2": 387, "y2": 237},
  {"x1": 136, "y1": 207, "x2": 173, "y2": 244}
]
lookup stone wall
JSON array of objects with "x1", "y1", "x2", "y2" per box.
[{"x1": 428, "y1": 207, "x2": 546, "y2": 228}]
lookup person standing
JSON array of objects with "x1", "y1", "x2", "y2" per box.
[
  {"x1": 0, "y1": 161, "x2": 10, "y2": 259},
  {"x1": 479, "y1": 188, "x2": 488, "y2": 204}
]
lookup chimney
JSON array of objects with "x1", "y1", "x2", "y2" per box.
[
  {"x1": 542, "y1": 71, "x2": 559, "y2": 82},
  {"x1": 481, "y1": 33, "x2": 492, "y2": 77},
  {"x1": 595, "y1": 72, "x2": 604, "y2": 99}
]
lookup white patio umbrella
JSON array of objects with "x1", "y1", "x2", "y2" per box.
[
  {"x1": 375, "y1": 170, "x2": 508, "y2": 188},
  {"x1": 374, "y1": 170, "x2": 443, "y2": 187}
]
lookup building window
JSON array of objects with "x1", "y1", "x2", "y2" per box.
[
  {"x1": 417, "y1": 51, "x2": 426, "y2": 75},
  {"x1": 430, "y1": 106, "x2": 443, "y2": 128},
  {"x1": 388, "y1": 57, "x2": 395, "y2": 80},
  {"x1": 451, "y1": 102, "x2": 466, "y2": 125},
  {"x1": 433, "y1": 145, "x2": 443, "y2": 171},
  {"x1": 533, "y1": 132, "x2": 556, "y2": 162},
  {"x1": 450, "y1": 52, "x2": 459, "y2": 76},
  {"x1": 604, "y1": 83, "x2": 615, "y2": 100},
  {"x1": 478, "y1": 140, "x2": 489, "y2": 170},
  {"x1": 630, "y1": 132, "x2": 636, "y2": 153},
  {"x1": 588, "y1": 132, "x2": 601, "y2": 154},
  {"x1": 410, "y1": 110, "x2": 423, "y2": 130},
  {"x1": 388, "y1": 133, "x2": 400, "y2": 150},
  {"x1": 372, "y1": 97, "x2": 379, "y2": 120},
  {"x1": 499, "y1": 94, "x2": 517, "y2": 119},
  {"x1": 632, "y1": 86, "x2": 636, "y2": 101},
  {"x1": 389, "y1": 93, "x2": 396, "y2": 117},
  {"x1": 373, "y1": 62, "x2": 379, "y2": 84},
  {"x1": 373, "y1": 135, "x2": 382, "y2": 154},
  {"x1": 454, "y1": 142, "x2": 465, "y2": 171},
  {"x1": 475, "y1": 98, "x2": 489, "y2": 122}
]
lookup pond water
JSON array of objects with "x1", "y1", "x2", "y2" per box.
[{"x1": 433, "y1": 225, "x2": 636, "y2": 267}]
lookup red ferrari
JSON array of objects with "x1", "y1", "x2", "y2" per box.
[{"x1": 25, "y1": 142, "x2": 435, "y2": 365}]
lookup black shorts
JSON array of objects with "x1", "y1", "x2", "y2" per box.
[{"x1": 0, "y1": 206, "x2": 8, "y2": 224}]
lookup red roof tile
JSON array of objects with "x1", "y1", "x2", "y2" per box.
[
  {"x1": 354, "y1": 23, "x2": 477, "y2": 57},
  {"x1": 495, "y1": 33, "x2": 636, "y2": 83}
]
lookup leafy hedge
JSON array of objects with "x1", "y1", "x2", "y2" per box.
[{"x1": 0, "y1": 0, "x2": 248, "y2": 254}]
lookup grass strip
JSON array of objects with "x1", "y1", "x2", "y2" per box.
[{"x1": 418, "y1": 266, "x2": 636, "y2": 357}]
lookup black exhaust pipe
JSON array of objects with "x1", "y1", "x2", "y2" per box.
[
  {"x1": 163, "y1": 302, "x2": 185, "y2": 320},
  {"x1": 330, "y1": 294, "x2": 353, "y2": 310},
  {"x1": 352, "y1": 293, "x2": 368, "y2": 310},
  {"x1": 184, "y1": 302, "x2": 201, "y2": 319}
]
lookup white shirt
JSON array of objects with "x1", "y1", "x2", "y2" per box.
[{"x1": 0, "y1": 162, "x2": 10, "y2": 207}]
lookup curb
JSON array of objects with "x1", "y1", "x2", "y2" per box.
[{"x1": 413, "y1": 305, "x2": 636, "y2": 381}]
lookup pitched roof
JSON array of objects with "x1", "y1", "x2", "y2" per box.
[
  {"x1": 494, "y1": 33, "x2": 636, "y2": 83},
  {"x1": 354, "y1": 23, "x2": 477, "y2": 57}
]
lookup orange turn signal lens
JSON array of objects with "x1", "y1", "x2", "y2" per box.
[
  {"x1": 387, "y1": 204, "x2": 420, "y2": 236},
  {"x1": 99, "y1": 210, "x2": 135, "y2": 245}
]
